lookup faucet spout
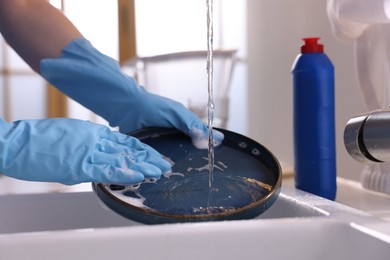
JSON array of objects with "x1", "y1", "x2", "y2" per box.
[{"x1": 344, "y1": 109, "x2": 390, "y2": 163}]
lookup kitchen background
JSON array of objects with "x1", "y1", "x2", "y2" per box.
[{"x1": 0, "y1": 0, "x2": 368, "y2": 193}]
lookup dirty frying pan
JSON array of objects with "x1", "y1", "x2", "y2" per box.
[{"x1": 93, "y1": 128, "x2": 282, "y2": 224}]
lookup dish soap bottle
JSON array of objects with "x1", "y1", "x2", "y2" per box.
[{"x1": 291, "y1": 37, "x2": 337, "y2": 200}]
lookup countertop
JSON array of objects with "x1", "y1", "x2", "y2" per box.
[{"x1": 283, "y1": 176, "x2": 390, "y2": 221}]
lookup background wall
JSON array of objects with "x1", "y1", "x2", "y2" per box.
[
  {"x1": 0, "y1": 38, "x2": 46, "y2": 122},
  {"x1": 247, "y1": 0, "x2": 367, "y2": 181},
  {"x1": 134, "y1": 0, "x2": 248, "y2": 135},
  {"x1": 0, "y1": 0, "x2": 369, "y2": 184}
]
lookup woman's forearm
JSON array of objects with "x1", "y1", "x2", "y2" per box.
[{"x1": 0, "y1": 0, "x2": 83, "y2": 72}]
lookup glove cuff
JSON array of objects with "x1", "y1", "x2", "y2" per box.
[
  {"x1": 0, "y1": 118, "x2": 13, "y2": 137},
  {"x1": 0, "y1": 118, "x2": 16, "y2": 174}
]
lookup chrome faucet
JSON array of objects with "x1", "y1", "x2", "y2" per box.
[{"x1": 344, "y1": 109, "x2": 390, "y2": 163}]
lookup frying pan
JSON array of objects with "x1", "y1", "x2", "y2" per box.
[{"x1": 93, "y1": 128, "x2": 282, "y2": 224}]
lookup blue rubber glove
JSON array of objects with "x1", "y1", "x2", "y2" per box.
[
  {"x1": 40, "y1": 37, "x2": 224, "y2": 146},
  {"x1": 0, "y1": 118, "x2": 171, "y2": 185}
]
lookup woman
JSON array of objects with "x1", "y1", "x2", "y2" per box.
[{"x1": 0, "y1": 0, "x2": 222, "y2": 185}]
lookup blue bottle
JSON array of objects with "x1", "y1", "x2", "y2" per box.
[{"x1": 291, "y1": 37, "x2": 337, "y2": 200}]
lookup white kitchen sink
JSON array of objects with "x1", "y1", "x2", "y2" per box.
[{"x1": 0, "y1": 186, "x2": 389, "y2": 259}]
